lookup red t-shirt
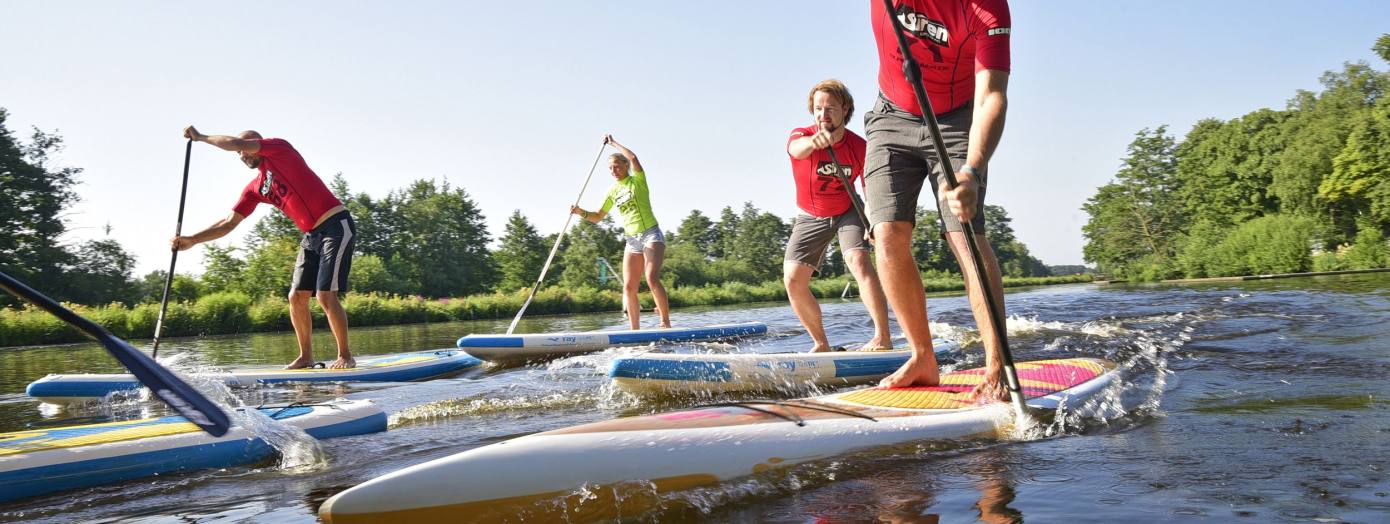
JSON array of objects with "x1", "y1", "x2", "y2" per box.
[
  {"x1": 231, "y1": 138, "x2": 342, "y2": 233},
  {"x1": 788, "y1": 126, "x2": 867, "y2": 218},
  {"x1": 872, "y1": 0, "x2": 1011, "y2": 115}
]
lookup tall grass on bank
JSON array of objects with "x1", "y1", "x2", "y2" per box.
[{"x1": 0, "y1": 274, "x2": 1093, "y2": 347}]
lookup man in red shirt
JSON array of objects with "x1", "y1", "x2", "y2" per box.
[
  {"x1": 785, "y1": 79, "x2": 892, "y2": 352},
  {"x1": 172, "y1": 126, "x2": 357, "y2": 369},
  {"x1": 864, "y1": 0, "x2": 1012, "y2": 399}
]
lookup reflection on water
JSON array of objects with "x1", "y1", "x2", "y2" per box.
[{"x1": 2, "y1": 275, "x2": 1390, "y2": 522}]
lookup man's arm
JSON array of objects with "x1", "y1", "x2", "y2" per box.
[
  {"x1": 172, "y1": 211, "x2": 246, "y2": 251},
  {"x1": 945, "y1": 69, "x2": 1009, "y2": 223},
  {"x1": 183, "y1": 126, "x2": 260, "y2": 154}
]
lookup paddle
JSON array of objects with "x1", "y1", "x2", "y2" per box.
[
  {"x1": 0, "y1": 270, "x2": 231, "y2": 436},
  {"x1": 153, "y1": 138, "x2": 193, "y2": 358},
  {"x1": 878, "y1": 0, "x2": 1032, "y2": 422},
  {"x1": 820, "y1": 126, "x2": 873, "y2": 242},
  {"x1": 507, "y1": 140, "x2": 608, "y2": 334}
]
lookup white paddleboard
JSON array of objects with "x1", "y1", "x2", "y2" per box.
[{"x1": 319, "y1": 358, "x2": 1119, "y2": 523}]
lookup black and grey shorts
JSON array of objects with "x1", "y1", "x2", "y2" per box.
[
  {"x1": 291, "y1": 210, "x2": 356, "y2": 295},
  {"x1": 863, "y1": 93, "x2": 987, "y2": 233},
  {"x1": 784, "y1": 211, "x2": 869, "y2": 274}
]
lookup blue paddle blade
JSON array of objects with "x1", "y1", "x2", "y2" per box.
[{"x1": 0, "y1": 271, "x2": 230, "y2": 436}]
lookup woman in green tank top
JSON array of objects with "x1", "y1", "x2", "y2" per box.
[{"x1": 570, "y1": 135, "x2": 671, "y2": 329}]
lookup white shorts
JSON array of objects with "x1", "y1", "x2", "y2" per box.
[{"x1": 624, "y1": 225, "x2": 665, "y2": 253}]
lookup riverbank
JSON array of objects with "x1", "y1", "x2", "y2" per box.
[{"x1": 0, "y1": 274, "x2": 1093, "y2": 348}]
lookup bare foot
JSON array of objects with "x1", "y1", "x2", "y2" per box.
[
  {"x1": 808, "y1": 342, "x2": 834, "y2": 353},
  {"x1": 659, "y1": 323, "x2": 672, "y2": 329},
  {"x1": 858, "y1": 335, "x2": 893, "y2": 351},
  {"x1": 329, "y1": 356, "x2": 356, "y2": 369},
  {"x1": 285, "y1": 356, "x2": 316, "y2": 370},
  {"x1": 878, "y1": 357, "x2": 940, "y2": 388},
  {"x1": 970, "y1": 375, "x2": 1010, "y2": 404}
]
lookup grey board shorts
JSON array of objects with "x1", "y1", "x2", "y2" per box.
[
  {"x1": 784, "y1": 210, "x2": 869, "y2": 274},
  {"x1": 863, "y1": 93, "x2": 987, "y2": 233}
]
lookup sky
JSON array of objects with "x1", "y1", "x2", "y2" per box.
[{"x1": 3, "y1": 1, "x2": 1388, "y2": 277}]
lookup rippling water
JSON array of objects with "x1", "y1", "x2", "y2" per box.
[{"x1": 2, "y1": 275, "x2": 1389, "y2": 523}]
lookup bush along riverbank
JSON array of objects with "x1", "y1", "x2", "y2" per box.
[{"x1": 0, "y1": 274, "x2": 1094, "y2": 348}]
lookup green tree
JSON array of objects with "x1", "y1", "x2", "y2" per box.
[
  {"x1": 390, "y1": 179, "x2": 498, "y2": 296},
  {"x1": 65, "y1": 238, "x2": 138, "y2": 304},
  {"x1": 1271, "y1": 63, "x2": 1386, "y2": 243},
  {"x1": 673, "y1": 209, "x2": 718, "y2": 258},
  {"x1": 201, "y1": 244, "x2": 247, "y2": 294},
  {"x1": 1082, "y1": 127, "x2": 1185, "y2": 279},
  {"x1": 495, "y1": 210, "x2": 549, "y2": 292},
  {"x1": 1322, "y1": 96, "x2": 1390, "y2": 227},
  {"x1": 558, "y1": 218, "x2": 624, "y2": 289},
  {"x1": 0, "y1": 109, "x2": 80, "y2": 303},
  {"x1": 1176, "y1": 111, "x2": 1286, "y2": 227},
  {"x1": 712, "y1": 206, "x2": 739, "y2": 259},
  {"x1": 726, "y1": 202, "x2": 789, "y2": 283}
]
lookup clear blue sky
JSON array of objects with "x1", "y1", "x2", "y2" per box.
[{"x1": 3, "y1": 1, "x2": 1387, "y2": 276}]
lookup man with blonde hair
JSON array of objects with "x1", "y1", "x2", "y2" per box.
[{"x1": 784, "y1": 79, "x2": 893, "y2": 352}]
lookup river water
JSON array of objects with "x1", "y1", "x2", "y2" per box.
[{"x1": 1, "y1": 275, "x2": 1388, "y2": 523}]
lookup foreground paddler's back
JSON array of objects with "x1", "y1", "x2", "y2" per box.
[
  {"x1": 319, "y1": 358, "x2": 1117, "y2": 523},
  {"x1": 457, "y1": 321, "x2": 768, "y2": 364},
  {"x1": 1, "y1": 398, "x2": 386, "y2": 503}
]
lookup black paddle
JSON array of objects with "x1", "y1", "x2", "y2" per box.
[
  {"x1": 153, "y1": 139, "x2": 193, "y2": 358},
  {"x1": 820, "y1": 127, "x2": 872, "y2": 241},
  {"x1": 878, "y1": 0, "x2": 1031, "y2": 421},
  {"x1": 0, "y1": 271, "x2": 231, "y2": 436}
]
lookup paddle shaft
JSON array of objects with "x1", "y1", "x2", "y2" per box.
[
  {"x1": 821, "y1": 138, "x2": 872, "y2": 241},
  {"x1": 0, "y1": 270, "x2": 230, "y2": 436},
  {"x1": 878, "y1": 0, "x2": 1028, "y2": 419},
  {"x1": 153, "y1": 139, "x2": 193, "y2": 357},
  {"x1": 507, "y1": 141, "x2": 607, "y2": 334}
]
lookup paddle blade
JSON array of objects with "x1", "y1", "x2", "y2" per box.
[{"x1": 0, "y1": 271, "x2": 230, "y2": 436}]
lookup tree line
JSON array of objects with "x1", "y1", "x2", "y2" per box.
[
  {"x1": 1083, "y1": 35, "x2": 1390, "y2": 280},
  {"x1": 1, "y1": 108, "x2": 1053, "y2": 309}
]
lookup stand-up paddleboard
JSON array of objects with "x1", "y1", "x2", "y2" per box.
[
  {"x1": 26, "y1": 350, "x2": 481, "y2": 405},
  {"x1": 1, "y1": 398, "x2": 386, "y2": 503},
  {"x1": 457, "y1": 322, "x2": 768, "y2": 365},
  {"x1": 319, "y1": 358, "x2": 1118, "y2": 523},
  {"x1": 609, "y1": 343, "x2": 955, "y2": 396}
]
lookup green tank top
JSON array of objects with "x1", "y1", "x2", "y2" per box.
[{"x1": 600, "y1": 170, "x2": 659, "y2": 236}]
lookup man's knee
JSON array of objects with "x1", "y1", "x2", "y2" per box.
[{"x1": 288, "y1": 290, "x2": 311, "y2": 306}]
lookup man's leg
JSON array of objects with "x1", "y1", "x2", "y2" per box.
[
  {"x1": 318, "y1": 291, "x2": 354, "y2": 369},
  {"x1": 844, "y1": 248, "x2": 892, "y2": 350},
  {"x1": 946, "y1": 230, "x2": 1009, "y2": 401},
  {"x1": 874, "y1": 221, "x2": 939, "y2": 387},
  {"x1": 783, "y1": 260, "x2": 832, "y2": 352},
  {"x1": 286, "y1": 290, "x2": 316, "y2": 369},
  {"x1": 642, "y1": 241, "x2": 672, "y2": 328},
  {"x1": 622, "y1": 251, "x2": 644, "y2": 330},
  {"x1": 316, "y1": 213, "x2": 356, "y2": 369}
]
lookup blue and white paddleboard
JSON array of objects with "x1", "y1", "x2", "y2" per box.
[
  {"x1": 609, "y1": 343, "x2": 954, "y2": 396},
  {"x1": 0, "y1": 398, "x2": 386, "y2": 503},
  {"x1": 457, "y1": 322, "x2": 768, "y2": 364},
  {"x1": 26, "y1": 349, "x2": 481, "y2": 405}
]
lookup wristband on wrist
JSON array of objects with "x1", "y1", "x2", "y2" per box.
[{"x1": 959, "y1": 164, "x2": 978, "y2": 177}]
